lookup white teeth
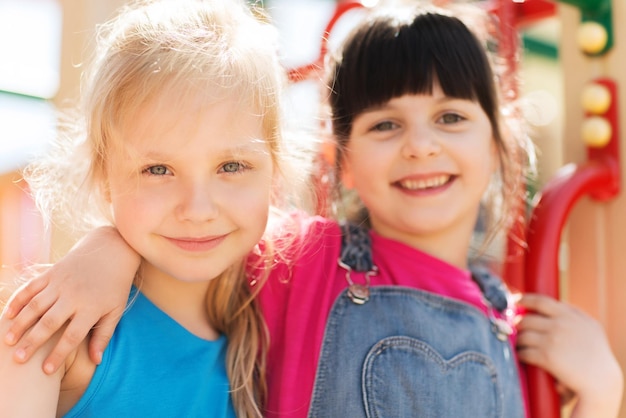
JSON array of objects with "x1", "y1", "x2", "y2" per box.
[{"x1": 400, "y1": 175, "x2": 449, "y2": 190}]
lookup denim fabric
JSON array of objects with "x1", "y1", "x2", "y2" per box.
[{"x1": 307, "y1": 287, "x2": 524, "y2": 418}]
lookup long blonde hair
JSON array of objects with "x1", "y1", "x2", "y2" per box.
[{"x1": 24, "y1": 0, "x2": 309, "y2": 415}]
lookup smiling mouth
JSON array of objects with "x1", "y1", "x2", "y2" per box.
[
  {"x1": 397, "y1": 175, "x2": 452, "y2": 191},
  {"x1": 165, "y1": 235, "x2": 227, "y2": 252}
]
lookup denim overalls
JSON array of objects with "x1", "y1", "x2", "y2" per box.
[{"x1": 307, "y1": 224, "x2": 525, "y2": 418}]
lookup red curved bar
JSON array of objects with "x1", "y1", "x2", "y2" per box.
[
  {"x1": 524, "y1": 157, "x2": 618, "y2": 417},
  {"x1": 524, "y1": 77, "x2": 619, "y2": 418}
]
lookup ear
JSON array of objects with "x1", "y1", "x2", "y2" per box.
[
  {"x1": 320, "y1": 138, "x2": 336, "y2": 167},
  {"x1": 340, "y1": 156, "x2": 356, "y2": 190}
]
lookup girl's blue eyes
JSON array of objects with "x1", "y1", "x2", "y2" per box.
[
  {"x1": 145, "y1": 165, "x2": 169, "y2": 175},
  {"x1": 143, "y1": 161, "x2": 248, "y2": 176},
  {"x1": 221, "y1": 161, "x2": 245, "y2": 173}
]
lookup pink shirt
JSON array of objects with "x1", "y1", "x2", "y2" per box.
[{"x1": 253, "y1": 215, "x2": 523, "y2": 417}]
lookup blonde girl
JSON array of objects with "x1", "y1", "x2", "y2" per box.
[{"x1": 0, "y1": 0, "x2": 310, "y2": 416}]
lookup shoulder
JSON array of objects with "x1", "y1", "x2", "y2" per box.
[
  {"x1": 250, "y1": 213, "x2": 342, "y2": 293},
  {"x1": 250, "y1": 212, "x2": 340, "y2": 266},
  {"x1": 0, "y1": 268, "x2": 93, "y2": 416},
  {"x1": 268, "y1": 212, "x2": 341, "y2": 267},
  {"x1": 0, "y1": 315, "x2": 67, "y2": 416},
  {"x1": 268, "y1": 211, "x2": 340, "y2": 243}
]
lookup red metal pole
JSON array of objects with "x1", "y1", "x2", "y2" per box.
[
  {"x1": 524, "y1": 159, "x2": 617, "y2": 417},
  {"x1": 525, "y1": 77, "x2": 620, "y2": 418}
]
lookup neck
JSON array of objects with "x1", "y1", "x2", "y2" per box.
[
  {"x1": 371, "y1": 221, "x2": 475, "y2": 270},
  {"x1": 407, "y1": 233, "x2": 472, "y2": 270},
  {"x1": 136, "y1": 261, "x2": 219, "y2": 340}
]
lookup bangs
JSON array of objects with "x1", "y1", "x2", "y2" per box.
[{"x1": 330, "y1": 11, "x2": 496, "y2": 137}]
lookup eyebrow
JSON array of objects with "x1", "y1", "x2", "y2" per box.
[
  {"x1": 218, "y1": 140, "x2": 270, "y2": 158},
  {"x1": 139, "y1": 138, "x2": 269, "y2": 161},
  {"x1": 363, "y1": 95, "x2": 472, "y2": 113}
]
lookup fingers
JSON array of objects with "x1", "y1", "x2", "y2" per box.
[
  {"x1": 515, "y1": 312, "x2": 552, "y2": 333},
  {"x1": 515, "y1": 298, "x2": 561, "y2": 369},
  {"x1": 9, "y1": 299, "x2": 77, "y2": 365},
  {"x1": 516, "y1": 325, "x2": 563, "y2": 372},
  {"x1": 516, "y1": 346, "x2": 546, "y2": 368},
  {"x1": 8, "y1": 306, "x2": 121, "y2": 374},
  {"x1": 517, "y1": 294, "x2": 593, "y2": 336},
  {"x1": 87, "y1": 313, "x2": 122, "y2": 365},
  {"x1": 517, "y1": 294, "x2": 624, "y2": 414},
  {"x1": 1, "y1": 275, "x2": 50, "y2": 320},
  {"x1": 4, "y1": 291, "x2": 59, "y2": 347},
  {"x1": 40, "y1": 317, "x2": 96, "y2": 374},
  {"x1": 517, "y1": 293, "x2": 563, "y2": 317}
]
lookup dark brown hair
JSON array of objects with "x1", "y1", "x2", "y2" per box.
[{"x1": 326, "y1": 6, "x2": 530, "y2": 243}]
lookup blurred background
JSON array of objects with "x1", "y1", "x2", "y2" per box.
[{"x1": 0, "y1": 0, "x2": 625, "y2": 415}]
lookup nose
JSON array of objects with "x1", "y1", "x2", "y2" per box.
[
  {"x1": 177, "y1": 179, "x2": 219, "y2": 222},
  {"x1": 401, "y1": 125, "x2": 441, "y2": 159}
]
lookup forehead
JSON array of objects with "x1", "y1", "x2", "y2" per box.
[
  {"x1": 115, "y1": 89, "x2": 267, "y2": 155},
  {"x1": 335, "y1": 11, "x2": 492, "y2": 116}
]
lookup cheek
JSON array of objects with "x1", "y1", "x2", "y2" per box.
[
  {"x1": 108, "y1": 184, "x2": 164, "y2": 227},
  {"x1": 220, "y1": 172, "x2": 273, "y2": 221},
  {"x1": 238, "y1": 179, "x2": 272, "y2": 218},
  {"x1": 474, "y1": 142, "x2": 499, "y2": 194},
  {"x1": 484, "y1": 145, "x2": 500, "y2": 190},
  {"x1": 341, "y1": 144, "x2": 381, "y2": 188},
  {"x1": 110, "y1": 195, "x2": 144, "y2": 229}
]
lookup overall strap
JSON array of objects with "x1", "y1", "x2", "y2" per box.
[
  {"x1": 339, "y1": 222, "x2": 374, "y2": 272},
  {"x1": 339, "y1": 223, "x2": 377, "y2": 304},
  {"x1": 339, "y1": 222, "x2": 510, "y2": 313},
  {"x1": 469, "y1": 264, "x2": 510, "y2": 313}
]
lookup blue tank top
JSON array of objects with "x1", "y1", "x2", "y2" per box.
[{"x1": 64, "y1": 288, "x2": 236, "y2": 418}]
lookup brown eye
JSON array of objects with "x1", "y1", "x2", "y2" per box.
[
  {"x1": 372, "y1": 121, "x2": 397, "y2": 132},
  {"x1": 439, "y1": 113, "x2": 464, "y2": 124}
]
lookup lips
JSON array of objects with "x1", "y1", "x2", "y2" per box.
[
  {"x1": 396, "y1": 174, "x2": 452, "y2": 191},
  {"x1": 165, "y1": 235, "x2": 227, "y2": 252}
]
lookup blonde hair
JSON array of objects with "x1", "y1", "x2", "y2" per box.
[{"x1": 24, "y1": 0, "x2": 310, "y2": 415}]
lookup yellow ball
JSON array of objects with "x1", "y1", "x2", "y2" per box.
[
  {"x1": 577, "y1": 21, "x2": 608, "y2": 55},
  {"x1": 581, "y1": 84, "x2": 611, "y2": 114},
  {"x1": 582, "y1": 116, "x2": 612, "y2": 147}
]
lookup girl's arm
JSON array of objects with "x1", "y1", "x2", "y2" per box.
[
  {"x1": 516, "y1": 293, "x2": 623, "y2": 418},
  {"x1": 1, "y1": 226, "x2": 139, "y2": 374},
  {"x1": 0, "y1": 295, "x2": 64, "y2": 417}
]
